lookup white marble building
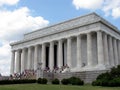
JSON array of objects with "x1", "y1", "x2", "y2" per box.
[{"x1": 10, "y1": 13, "x2": 120, "y2": 75}]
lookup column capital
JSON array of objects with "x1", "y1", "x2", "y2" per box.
[
  {"x1": 97, "y1": 30, "x2": 102, "y2": 33},
  {"x1": 80, "y1": 33, "x2": 86, "y2": 36},
  {"x1": 77, "y1": 34, "x2": 82, "y2": 38},
  {"x1": 103, "y1": 32, "x2": 108, "y2": 36},
  {"x1": 67, "y1": 36, "x2": 72, "y2": 39},
  {"x1": 29, "y1": 46, "x2": 33, "y2": 48},
  {"x1": 42, "y1": 43, "x2": 46, "y2": 46},
  {"x1": 58, "y1": 39, "x2": 63, "y2": 42},
  {"x1": 34, "y1": 44, "x2": 39, "y2": 48},
  {"x1": 102, "y1": 31, "x2": 108, "y2": 35},
  {"x1": 50, "y1": 41, "x2": 54, "y2": 46},
  {"x1": 22, "y1": 47, "x2": 27, "y2": 51},
  {"x1": 16, "y1": 49, "x2": 22, "y2": 53},
  {"x1": 11, "y1": 50, "x2": 15, "y2": 53},
  {"x1": 87, "y1": 32, "x2": 91, "y2": 35},
  {"x1": 50, "y1": 40, "x2": 54, "y2": 43},
  {"x1": 21, "y1": 48, "x2": 26, "y2": 53}
]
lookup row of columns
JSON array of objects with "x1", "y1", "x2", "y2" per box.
[{"x1": 10, "y1": 31, "x2": 120, "y2": 74}]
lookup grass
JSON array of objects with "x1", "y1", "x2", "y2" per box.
[{"x1": 0, "y1": 84, "x2": 120, "y2": 90}]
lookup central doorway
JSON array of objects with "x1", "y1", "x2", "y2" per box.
[
  {"x1": 46, "y1": 46, "x2": 49, "y2": 68},
  {"x1": 54, "y1": 45, "x2": 57, "y2": 68}
]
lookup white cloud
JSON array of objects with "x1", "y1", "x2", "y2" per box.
[
  {"x1": 72, "y1": 0, "x2": 120, "y2": 18},
  {"x1": 73, "y1": 0, "x2": 103, "y2": 10},
  {"x1": 0, "y1": 60, "x2": 10, "y2": 75},
  {"x1": 0, "y1": 0, "x2": 19, "y2": 6},
  {"x1": 0, "y1": 7, "x2": 49, "y2": 76},
  {"x1": 0, "y1": 43, "x2": 10, "y2": 75},
  {"x1": 0, "y1": 7, "x2": 49, "y2": 41},
  {"x1": 112, "y1": 7, "x2": 120, "y2": 19},
  {"x1": 102, "y1": 0, "x2": 120, "y2": 18}
]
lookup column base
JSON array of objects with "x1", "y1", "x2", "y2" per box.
[
  {"x1": 71, "y1": 66, "x2": 82, "y2": 72},
  {"x1": 70, "y1": 64, "x2": 110, "y2": 72},
  {"x1": 94, "y1": 64, "x2": 108, "y2": 70},
  {"x1": 105, "y1": 64, "x2": 112, "y2": 69}
]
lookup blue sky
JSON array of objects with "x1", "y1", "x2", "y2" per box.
[
  {"x1": 21, "y1": 0, "x2": 120, "y2": 28},
  {"x1": 0, "y1": 0, "x2": 120, "y2": 75},
  {"x1": 4, "y1": 0, "x2": 120, "y2": 29},
  {"x1": 14, "y1": 0, "x2": 90, "y2": 24}
]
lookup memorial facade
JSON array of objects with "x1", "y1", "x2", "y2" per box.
[{"x1": 10, "y1": 13, "x2": 120, "y2": 77}]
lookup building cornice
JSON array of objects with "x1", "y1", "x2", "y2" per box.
[{"x1": 10, "y1": 12, "x2": 120, "y2": 46}]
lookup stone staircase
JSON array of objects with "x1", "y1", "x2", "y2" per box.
[{"x1": 42, "y1": 70, "x2": 108, "y2": 83}]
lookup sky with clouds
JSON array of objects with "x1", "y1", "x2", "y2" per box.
[{"x1": 0, "y1": 0, "x2": 120, "y2": 76}]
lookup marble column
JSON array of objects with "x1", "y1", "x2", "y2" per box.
[
  {"x1": 103, "y1": 33, "x2": 109, "y2": 66},
  {"x1": 41, "y1": 44, "x2": 46, "y2": 69},
  {"x1": 16, "y1": 50, "x2": 21, "y2": 73},
  {"x1": 58, "y1": 39, "x2": 63, "y2": 68},
  {"x1": 67, "y1": 37, "x2": 72, "y2": 68},
  {"x1": 87, "y1": 33, "x2": 92, "y2": 66},
  {"x1": 97, "y1": 31, "x2": 104, "y2": 66},
  {"x1": 77, "y1": 35, "x2": 82, "y2": 67},
  {"x1": 49, "y1": 41, "x2": 54, "y2": 70},
  {"x1": 10, "y1": 50, "x2": 15, "y2": 74},
  {"x1": 118, "y1": 41, "x2": 120, "y2": 64},
  {"x1": 21, "y1": 48, "x2": 26, "y2": 73},
  {"x1": 34, "y1": 45, "x2": 39, "y2": 71},
  {"x1": 108, "y1": 36, "x2": 114, "y2": 67},
  {"x1": 27, "y1": 47, "x2": 32, "y2": 70},
  {"x1": 113, "y1": 39, "x2": 119, "y2": 66}
]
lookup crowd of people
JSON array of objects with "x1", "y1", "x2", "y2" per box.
[
  {"x1": 10, "y1": 70, "x2": 36, "y2": 79},
  {"x1": 43, "y1": 64, "x2": 70, "y2": 73},
  {"x1": 9, "y1": 64, "x2": 70, "y2": 80}
]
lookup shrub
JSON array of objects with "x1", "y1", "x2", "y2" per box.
[
  {"x1": 92, "y1": 80, "x2": 102, "y2": 86},
  {"x1": 108, "y1": 78, "x2": 120, "y2": 87},
  {"x1": 92, "y1": 65, "x2": 120, "y2": 87},
  {"x1": 108, "y1": 80, "x2": 117, "y2": 87},
  {"x1": 110, "y1": 66, "x2": 120, "y2": 78},
  {"x1": 0, "y1": 79, "x2": 36, "y2": 85},
  {"x1": 77, "y1": 79, "x2": 84, "y2": 85},
  {"x1": 41, "y1": 78, "x2": 48, "y2": 84},
  {"x1": 37, "y1": 78, "x2": 42, "y2": 84},
  {"x1": 0, "y1": 80, "x2": 11, "y2": 85},
  {"x1": 96, "y1": 72, "x2": 112, "y2": 80},
  {"x1": 68, "y1": 77, "x2": 84, "y2": 85},
  {"x1": 61, "y1": 78, "x2": 69, "y2": 85},
  {"x1": 61, "y1": 77, "x2": 84, "y2": 85},
  {"x1": 37, "y1": 78, "x2": 48, "y2": 84},
  {"x1": 52, "y1": 78, "x2": 60, "y2": 84}
]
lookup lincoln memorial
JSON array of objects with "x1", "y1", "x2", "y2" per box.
[{"x1": 10, "y1": 13, "x2": 120, "y2": 82}]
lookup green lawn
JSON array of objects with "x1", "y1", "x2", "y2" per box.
[{"x1": 0, "y1": 84, "x2": 120, "y2": 90}]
